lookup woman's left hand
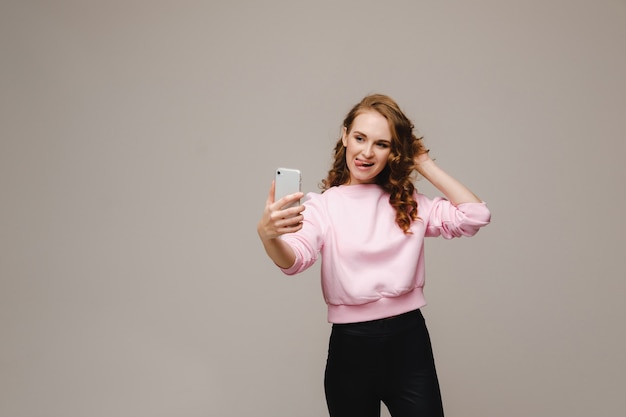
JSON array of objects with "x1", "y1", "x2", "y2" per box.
[{"x1": 412, "y1": 137, "x2": 432, "y2": 169}]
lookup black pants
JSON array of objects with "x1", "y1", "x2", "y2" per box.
[{"x1": 324, "y1": 309, "x2": 444, "y2": 417}]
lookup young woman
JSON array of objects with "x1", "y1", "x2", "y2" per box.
[{"x1": 257, "y1": 94, "x2": 491, "y2": 417}]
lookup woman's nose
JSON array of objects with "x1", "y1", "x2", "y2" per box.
[{"x1": 362, "y1": 144, "x2": 374, "y2": 158}]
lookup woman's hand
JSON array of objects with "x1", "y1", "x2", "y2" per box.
[
  {"x1": 412, "y1": 136, "x2": 432, "y2": 171},
  {"x1": 257, "y1": 181, "x2": 305, "y2": 242},
  {"x1": 414, "y1": 149, "x2": 432, "y2": 166},
  {"x1": 257, "y1": 181, "x2": 305, "y2": 268}
]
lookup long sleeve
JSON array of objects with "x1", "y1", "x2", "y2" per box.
[
  {"x1": 419, "y1": 195, "x2": 491, "y2": 239},
  {"x1": 279, "y1": 192, "x2": 327, "y2": 275}
]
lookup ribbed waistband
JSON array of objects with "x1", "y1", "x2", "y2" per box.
[
  {"x1": 331, "y1": 308, "x2": 423, "y2": 336},
  {"x1": 327, "y1": 287, "x2": 426, "y2": 324}
]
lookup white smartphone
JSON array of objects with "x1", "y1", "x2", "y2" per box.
[{"x1": 275, "y1": 167, "x2": 301, "y2": 208}]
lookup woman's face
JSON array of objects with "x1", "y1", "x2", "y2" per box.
[{"x1": 342, "y1": 110, "x2": 392, "y2": 185}]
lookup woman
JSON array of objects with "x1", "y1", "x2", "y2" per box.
[{"x1": 257, "y1": 94, "x2": 490, "y2": 417}]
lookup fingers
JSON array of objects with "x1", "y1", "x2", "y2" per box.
[
  {"x1": 272, "y1": 213, "x2": 304, "y2": 230},
  {"x1": 260, "y1": 181, "x2": 305, "y2": 240},
  {"x1": 271, "y1": 206, "x2": 305, "y2": 222},
  {"x1": 269, "y1": 204, "x2": 305, "y2": 234},
  {"x1": 259, "y1": 209, "x2": 304, "y2": 240},
  {"x1": 266, "y1": 180, "x2": 276, "y2": 205},
  {"x1": 414, "y1": 150, "x2": 432, "y2": 165},
  {"x1": 280, "y1": 222, "x2": 304, "y2": 234},
  {"x1": 413, "y1": 139, "x2": 428, "y2": 153},
  {"x1": 274, "y1": 192, "x2": 304, "y2": 210}
]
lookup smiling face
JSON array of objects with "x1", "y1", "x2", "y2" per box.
[{"x1": 341, "y1": 110, "x2": 392, "y2": 185}]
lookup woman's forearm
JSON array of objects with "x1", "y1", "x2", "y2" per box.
[
  {"x1": 416, "y1": 158, "x2": 482, "y2": 206},
  {"x1": 259, "y1": 234, "x2": 296, "y2": 269}
]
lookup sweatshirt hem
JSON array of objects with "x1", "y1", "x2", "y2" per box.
[{"x1": 326, "y1": 289, "x2": 426, "y2": 324}]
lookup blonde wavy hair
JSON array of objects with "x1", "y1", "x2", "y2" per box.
[{"x1": 320, "y1": 94, "x2": 428, "y2": 234}]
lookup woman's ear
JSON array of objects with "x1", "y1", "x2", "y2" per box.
[{"x1": 341, "y1": 126, "x2": 348, "y2": 147}]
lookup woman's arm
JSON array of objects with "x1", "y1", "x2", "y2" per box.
[
  {"x1": 414, "y1": 150, "x2": 482, "y2": 206},
  {"x1": 257, "y1": 181, "x2": 305, "y2": 268}
]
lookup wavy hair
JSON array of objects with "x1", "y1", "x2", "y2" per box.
[{"x1": 320, "y1": 94, "x2": 428, "y2": 234}]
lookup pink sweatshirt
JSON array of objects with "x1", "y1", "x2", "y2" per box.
[{"x1": 280, "y1": 184, "x2": 491, "y2": 324}]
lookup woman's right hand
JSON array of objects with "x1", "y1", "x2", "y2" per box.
[{"x1": 257, "y1": 181, "x2": 305, "y2": 242}]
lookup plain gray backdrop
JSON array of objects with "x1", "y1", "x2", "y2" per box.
[{"x1": 1, "y1": 1, "x2": 625, "y2": 416}]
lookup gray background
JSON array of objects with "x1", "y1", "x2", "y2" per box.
[{"x1": 1, "y1": 1, "x2": 625, "y2": 416}]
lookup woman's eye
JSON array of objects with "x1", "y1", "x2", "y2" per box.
[
  {"x1": 355, "y1": 136, "x2": 364, "y2": 142},
  {"x1": 377, "y1": 142, "x2": 389, "y2": 148}
]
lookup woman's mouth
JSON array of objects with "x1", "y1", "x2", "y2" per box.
[{"x1": 355, "y1": 160, "x2": 374, "y2": 168}]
